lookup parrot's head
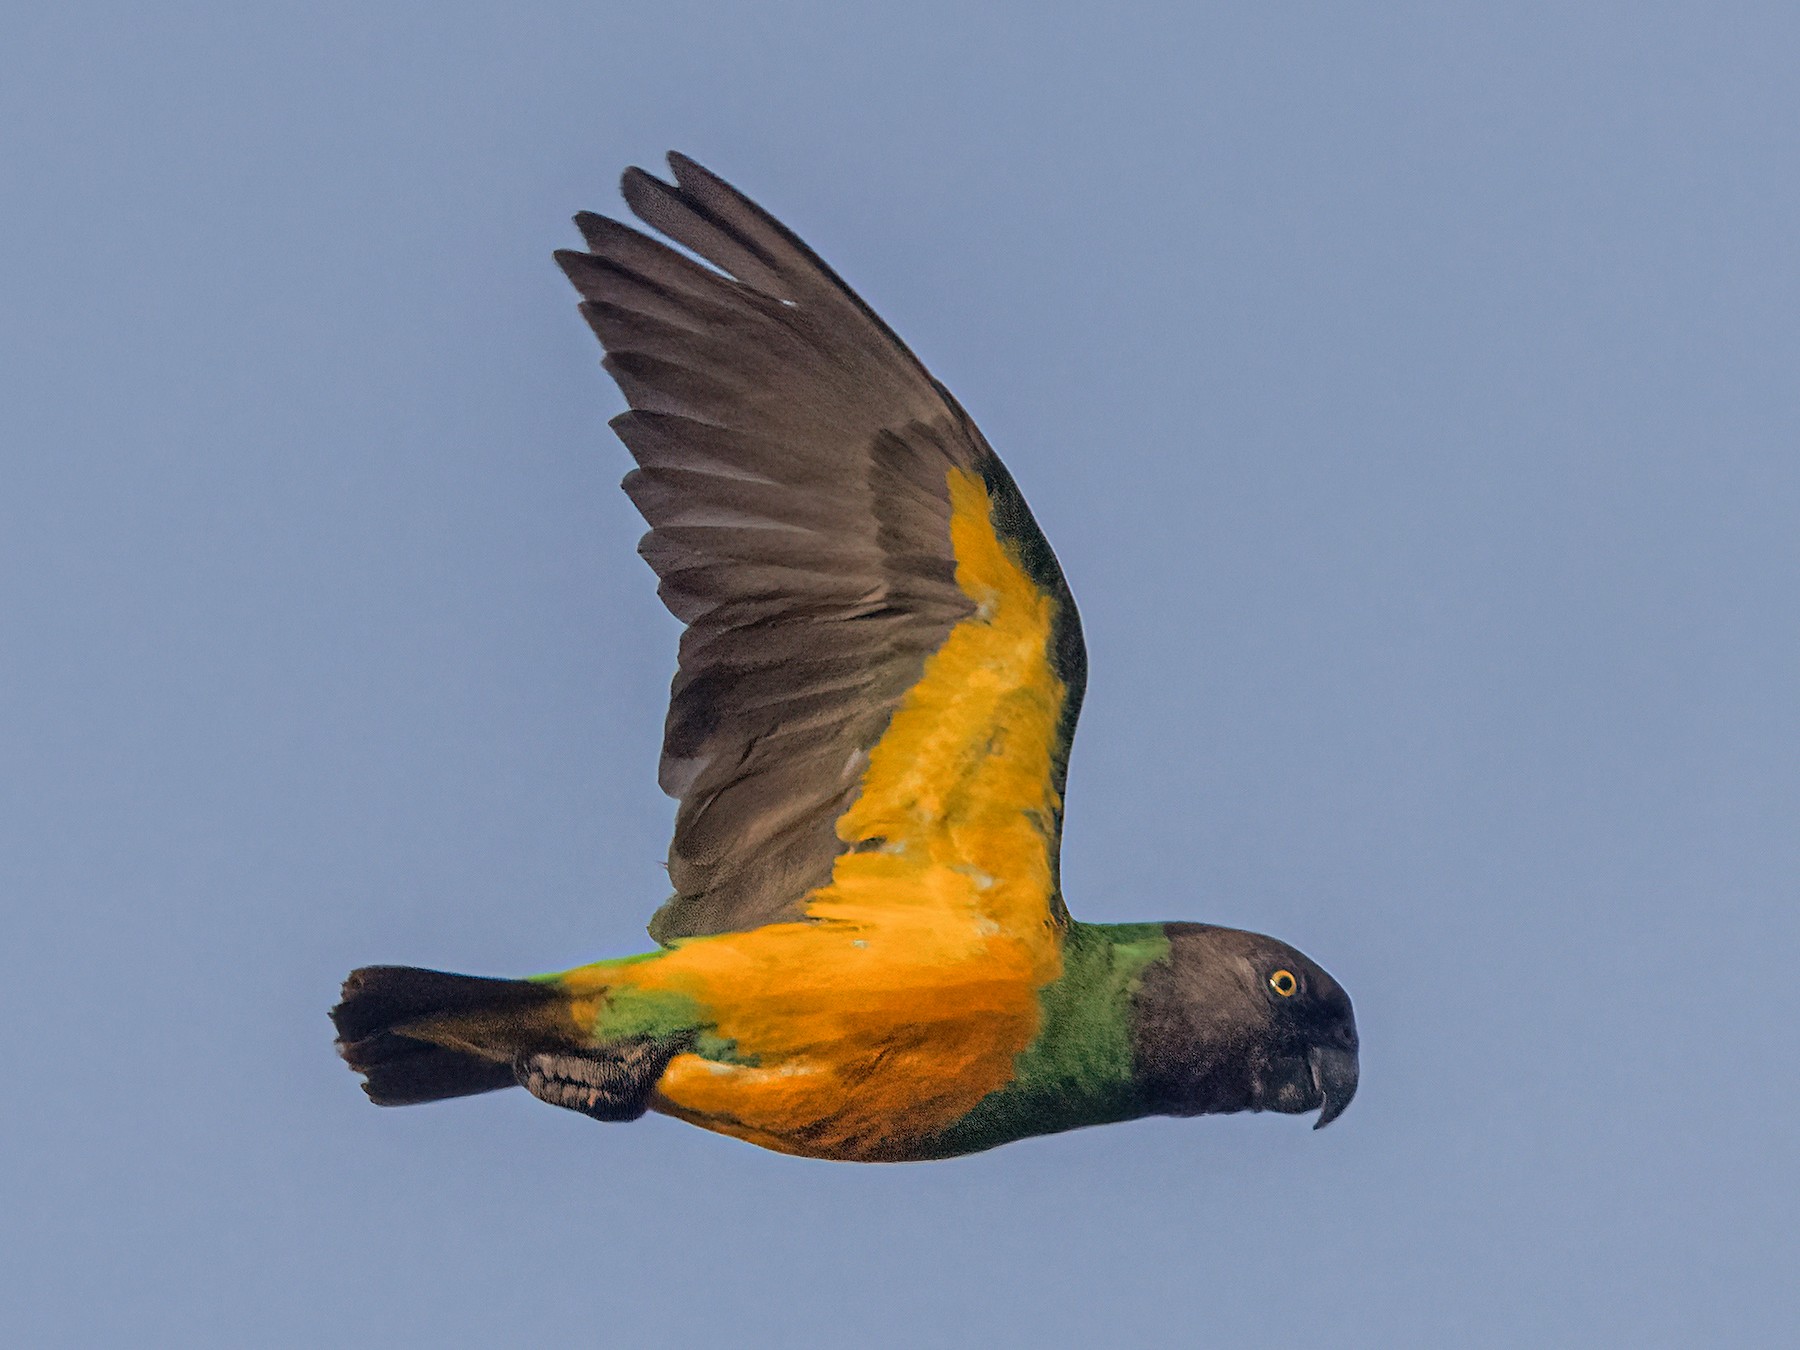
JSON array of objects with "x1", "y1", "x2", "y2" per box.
[{"x1": 1129, "y1": 922, "x2": 1359, "y2": 1129}]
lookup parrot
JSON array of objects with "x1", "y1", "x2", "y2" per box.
[{"x1": 331, "y1": 154, "x2": 1358, "y2": 1161}]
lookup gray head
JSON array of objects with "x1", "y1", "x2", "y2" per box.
[{"x1": 1130, "y1": 922, "x2": 1359, "y2": 1129}]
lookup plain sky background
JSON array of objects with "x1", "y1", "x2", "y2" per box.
[{"x1": 4, "y1": 3, "x2": 1796, "y2": 1345}]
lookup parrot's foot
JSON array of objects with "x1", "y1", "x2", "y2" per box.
[{"x1": 514, "y1": 1035, "x2": 691, "y2": 1122}]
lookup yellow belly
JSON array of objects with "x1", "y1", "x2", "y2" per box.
[{"x1": 580, "y1": 895, "x2": 1046, "y2": 1161}]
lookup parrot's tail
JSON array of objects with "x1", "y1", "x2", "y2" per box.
[{"x1": 331, "y1": 965, "x2": 567, "y2": 1106}]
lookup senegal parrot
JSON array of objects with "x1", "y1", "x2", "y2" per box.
[{"x1": 332, "y1": 154, "x2": 1359, "y2": 1161}]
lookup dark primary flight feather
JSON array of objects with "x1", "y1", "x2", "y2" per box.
[{"x1": 556, "y1": 154, "x2": 1085, "y2": 944}]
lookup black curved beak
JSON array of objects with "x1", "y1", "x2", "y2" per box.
[{"x1": 1309, "y1": 1041, "x2": 1359, "y2": 1129}]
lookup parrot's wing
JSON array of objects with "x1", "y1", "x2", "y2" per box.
[{"x1": 560, "y1": 154, "x2": 1086, "y2": 953}]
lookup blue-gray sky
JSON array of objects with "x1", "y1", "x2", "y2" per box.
[{"x1": 4, "y1": 3, "x2": 1795, "y2": 1345}]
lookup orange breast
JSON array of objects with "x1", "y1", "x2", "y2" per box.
[{"x1": 615, "y1": 901, "x2": 1040, "y2": 1160}]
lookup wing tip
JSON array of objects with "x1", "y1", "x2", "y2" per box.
[{"x1": 620, "y1": 162, "x2": 661, "y2": 197}]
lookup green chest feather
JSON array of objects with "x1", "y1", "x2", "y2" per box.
[{"x1": 914, "y1": 921, "x2": 1170, "y2": 1159}]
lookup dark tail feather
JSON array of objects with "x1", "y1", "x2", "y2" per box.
[
  {"x1": 338, "y1": 1030, "x2": 520, "y2": 1105},
  {"x1": 331, "y1": 965, "x2": 561, "y2": 1107}
]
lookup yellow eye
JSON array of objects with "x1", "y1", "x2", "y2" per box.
[{"x1": 1269, "y1": 969, "x2": 1299, "y2": 997}]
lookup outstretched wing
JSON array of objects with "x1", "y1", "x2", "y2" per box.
[{"x1": 558, "y1": 154, "x2": 1086, "y2": 947}]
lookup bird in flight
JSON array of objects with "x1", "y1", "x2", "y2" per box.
[{"x1": 332, "y1": 154, "x2": 1358, "y2": 1161}]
